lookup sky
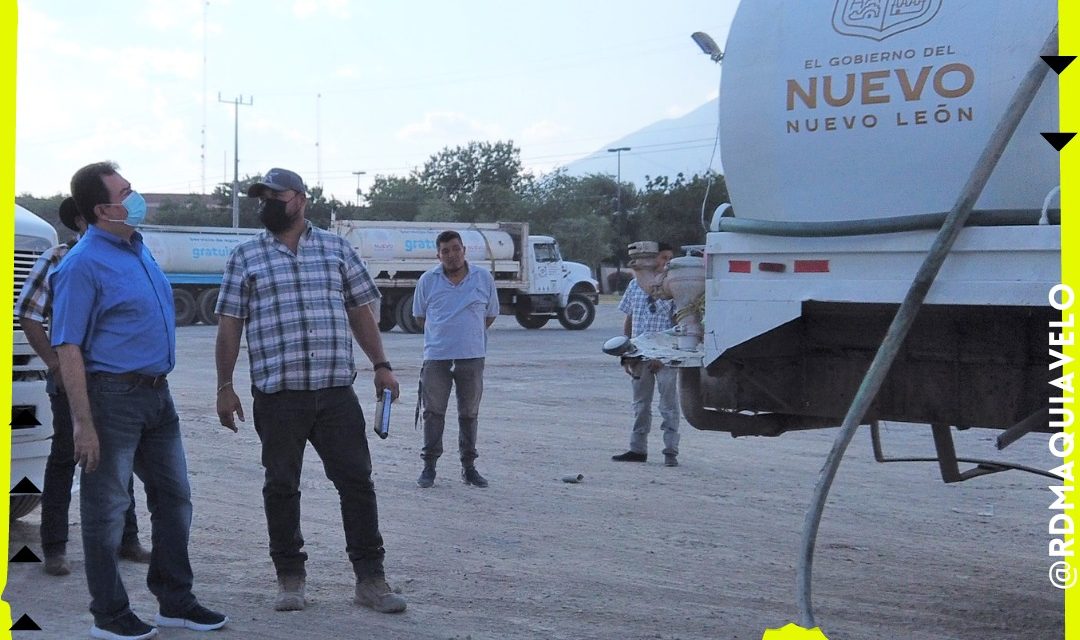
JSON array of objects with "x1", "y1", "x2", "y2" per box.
[{"x1": 15, "y1": 0, "x2": 740, "y2": 202}]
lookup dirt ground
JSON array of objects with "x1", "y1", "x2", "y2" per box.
[{"x1": 4, "y1": 301, "x2": 1065, "y2": 639}]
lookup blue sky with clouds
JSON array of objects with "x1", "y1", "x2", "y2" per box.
[{"x1": 16, "y1": 0, "x2": 739, "y2": 200}]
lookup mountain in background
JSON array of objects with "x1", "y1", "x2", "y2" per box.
[{"x1": 559, "y1": 98, "x2": 722, "y2": 188}]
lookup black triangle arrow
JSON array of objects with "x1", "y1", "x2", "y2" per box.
[
  {"x1": 10, "y1": 477, "x2": 41, "y2": 494},
  {"x1": 10, "y1": 614, "x2": 41, "y2": 630},
  {"x1": 10, "y1": 408, "x2": 40, "y2": 428},
  {"x1": 1041, "y1": 132, "x2": 1077, "y2": 151},
  {"x1": 10, "y1": 546, "x2": 41, "y2": 563},
  {"x1": 1041, "y1": 55, "x2": 1076, "y2": 74}
]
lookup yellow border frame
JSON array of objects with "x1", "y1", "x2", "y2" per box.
[
  {"x1": 0, "y1": 2, "x2": 1072, "y2": 639},
  {"x1": 1060, "y1": 0, "x2": 1077, "y2": 638},
  {"x1": 1, "y1": 1, "x2": 17, "y2": 638}
]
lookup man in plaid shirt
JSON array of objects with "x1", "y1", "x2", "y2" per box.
[
  {"x1": 214, "y1": 167, "x2": 406, "y2": 615},
  {"x1": 13, "y1": 199, "x2": 150, "y2": 577},
  {"x1": 612, "y1": 242, "x2": 681, "y2": 467}
]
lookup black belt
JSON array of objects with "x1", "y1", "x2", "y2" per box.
[{"x1": 90, "y1": 372, "x2": 168, "y2": 388}]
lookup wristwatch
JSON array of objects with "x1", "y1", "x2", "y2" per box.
[{"x1": 373, "y1": 361, "x2": 392, "y2": 372}]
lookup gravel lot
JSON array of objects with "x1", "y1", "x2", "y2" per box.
[{"x1": 5, "y1": 300, "x2": 1064, "y2": 639}]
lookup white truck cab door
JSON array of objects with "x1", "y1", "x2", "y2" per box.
[{"x1": 528, "y1": 240, "x2": 561, "y2": 295}]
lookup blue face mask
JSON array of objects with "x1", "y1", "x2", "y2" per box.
[{"x1": 105, "y1": 191, "x2": 147, "y2": 227}]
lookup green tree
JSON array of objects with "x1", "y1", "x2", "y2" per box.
[
  {"x1": 16, "y1": 194, "x2": 69, "y2": 240},
  {"x1": 417, "y1": 140, "x2": 530, "y2": 221},
  {"x1": 304, "y1": 185, "x2": 344, "y2": 229},
  {"x1": 522, "y1": 170, "x2": 639, "y2": 266},
  {"x1": 415, "y1": 196, "x2": 459, "y2": 222},
  {"x1": 636, "y1": 172, "x2": 729, "y2": 251},
  {"x1": 362, "y1": 175, "x2": 430, "y2": 221},
  {"x1": 549, "y1": 213, "x2": 614, "y2": 272}
]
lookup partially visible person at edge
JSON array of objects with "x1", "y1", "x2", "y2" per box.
[
  {"x1": 611, "y1": 241, "x2": 681, "y2": 467},
  {"x1": 213, "y1": 167, "x2": 407, "y2": 615},
  {"x1": 50, "y1": 161, "x2": 228, "y2": 640},
  {"x1": 412, "y1": 230, "x2": 500, "y2": 489},
  {"x1": 14, "y1": 198, "x2": 151, "y2": 579}
]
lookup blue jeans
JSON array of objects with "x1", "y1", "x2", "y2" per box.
[
  {"x1": 41, "y1": 373, "x2": 141, "y2": 557},
  {"x1": 82, "y1": 375, "x2": 196, "y2": 626},
  {"x1": 251, "y1": 385, "x2": 385, "y2": 580},
  {"x1": 420, "y1": 358, "x2": 485, "y2": 465}
]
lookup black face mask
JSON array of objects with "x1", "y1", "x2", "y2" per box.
[{"x1": 258, "y1": 198, "x2": 293, "y2": 233}]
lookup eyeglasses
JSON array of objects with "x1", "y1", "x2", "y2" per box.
[{"x1": 647, "y1": 297, "x2": 657, "y2": 313}]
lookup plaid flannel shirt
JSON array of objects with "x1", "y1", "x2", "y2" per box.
[
  {"x1": 618, "y1": 278, "x2": 675, "y2": 338},
  {"x1": 14, "y1": 243, "x2": 71, "y2": 323},
  {"x1": 215, "y1": 222, "x2": 380, "y2": 394}
]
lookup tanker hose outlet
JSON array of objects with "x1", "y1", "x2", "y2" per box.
[{"x1": 626, "y1": 240, "x2": 707, "y2": 350}]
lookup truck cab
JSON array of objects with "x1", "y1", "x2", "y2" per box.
[
  {"x1": 517, "y1": 235, "x2": 599, "y2": 331},
  {"x1": 11, "y1": 204, "x2": 59, "y2": 520}
]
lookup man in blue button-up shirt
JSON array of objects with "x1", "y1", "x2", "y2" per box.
[{"x1": 51, "y1": 161, "x2": 227, "y2": 639}]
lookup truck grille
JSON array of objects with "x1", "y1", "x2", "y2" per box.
[
  {"x1": 13, "y1": 248, "x2": 46, "y2": 332},
  {"x1": 11, "y1": 405, "x2": 41, "y2": 429}
]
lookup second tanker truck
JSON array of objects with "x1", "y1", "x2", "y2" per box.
[{"x1": 139, "y1": 220, "x2": 599, "y2": 332}]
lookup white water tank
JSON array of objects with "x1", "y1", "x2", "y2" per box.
[
  {"x1": 140, "y1": 225, "x2": 260, "y2": 274},
  {"x1": 334, "y1": 226, "x2": 516, "y2": 261},
  {"x1": 719, "y1": 0, "x2": 1059, "y2": 222}
]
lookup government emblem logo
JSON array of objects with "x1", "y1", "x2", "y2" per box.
[{"x1": 832, "y1": 0, "x2": 943, "y2": 41}]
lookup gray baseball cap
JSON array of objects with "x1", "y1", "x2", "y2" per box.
[{"x1": 247, "y1": 167, "x2": 307, "y2": 197}]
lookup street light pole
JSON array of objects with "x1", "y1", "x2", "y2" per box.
[
  {"x1": 352, "y1": 170, "x2": 367, "y2": 206},
  {"x1": 219, "y1": 92, "x2": 253, "y2": 227},
  {"x1": 607, "y1": 146, "x2": 631, "y2": 214}
]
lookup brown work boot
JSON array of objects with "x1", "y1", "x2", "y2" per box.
[
  {"x1": 119, "y1": 540, "x2": 152, "y2": 564},
  {"x1": 43, "y1": 554, "x2": 71, "y2": 576},
  {"x1": 354, "y1": 576, "x2": 407, "y2": 613},
  {"x1": 274, "y1": 575, "x2": 306, "y2": 612}
]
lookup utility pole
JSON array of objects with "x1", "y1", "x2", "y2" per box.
[
  {"x1": 315, "y1": 93, "x2": 323, "y2": 188},
  {"x1": 200, "y1": 0, "x2": 209, "y2": 194},
  {"x1": 607, "y1": 146, "x2": 632, "y2": 283},
  {"x1": 352, "y1": 170, "x2": 366, "y2": 206},
  {"x1": 218, "y1": 93, "x2": 253, "y2": 227},
  {"x1": 607, "y1": 146, "x2": 631, "y2": 214}
]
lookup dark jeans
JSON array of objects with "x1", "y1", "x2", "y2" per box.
[
  {"x1": 82, "y1": 375, "x2": 197, "y2": 626},
  {"x1": 420, "y1": 358, "x2": 485, "y2": 466},
  {"x1": 41, "y1": 373, "x2": 141, "y2": 558},
  {"x1": 251, "y1": 385, "x2": 385, "y2": 580}
]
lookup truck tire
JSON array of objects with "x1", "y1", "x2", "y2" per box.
[
  {"x1": 10, "y1": 494, "x2": 41, "y2": 521},
  {"x1": 174, "y1": 289, "x2": 197, "y2": 327},
  {"x1": 196, "y1": 288, "x2": 220, "y2": 326},
  {"x1": 515, "y1": 309, "x2": 549, "y2": 329},
  {"x1": 396, "y1": 293, "x2": 423, "y2": 334},
  {"x1": 378, "y1": 298, "x2": 397, "y2": 332},
  {"x1": 557, "y1": 293, "x2": 595, "y2": 330}
]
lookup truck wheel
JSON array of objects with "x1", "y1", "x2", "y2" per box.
[
  {"x1": 196, "y1": 288, "x2": 220, "y2": 326},
  {"x1": 396, "y1": 293, "x2": 422, "y2": 334},
  {"x1": 515, "y1": 310, "x2": 549, "y2": 329},
  {"x1": 378, "y1": 298, "x2": 397, "y2": 332},
  {"x1": 174, "y1": 289, "x2": 197, "y2": 326},
  {"x1": 10, "y1": 494, "x2": 41, "y2": 521},
  {"x1": 558, "y1": 294, "x2": 596, "y2": 330}
]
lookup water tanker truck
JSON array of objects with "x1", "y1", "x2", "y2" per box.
[
  {"x1": 612, "y1": 0, "x2": 1061, "y2": 457},
  {"x1": 140, "y1": 220, "x2": 599, "y2": 332},
  {"x1": 604, "y1": 0, "x2": 1062, "y2": 625}
]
